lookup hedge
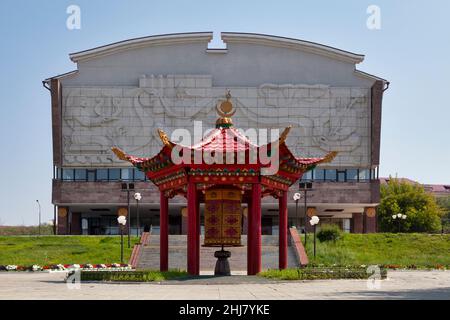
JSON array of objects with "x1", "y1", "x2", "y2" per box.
[
  {"x1": 259, "y1": 266, "x2": 388, "y2": 280},
  {"x1": 77, "y1": 270, "x2": 188, "y2": 282}
]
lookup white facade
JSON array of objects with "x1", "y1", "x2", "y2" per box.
[{"x1": 59, "y1": 32, "x2": 377, "y2": 169}]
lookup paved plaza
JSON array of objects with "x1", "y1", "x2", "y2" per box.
[{"x1": 0, "y1": 270, "x2": 449, "y2": 300}]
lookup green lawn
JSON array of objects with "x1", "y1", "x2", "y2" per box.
[
  {"x1": 303, "y1": 233, "x2": 450, "y2": 267},
  {"x1": 0, "y1": 233, "x2": 449, "y2": 267},
  {"x1": 0, "y1": 236, "x2": 139, "y2": 266}
]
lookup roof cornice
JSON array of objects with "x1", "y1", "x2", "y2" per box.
[
  {"x1": 69, "y1": 32, "x2": 213, "y2": 63},
  {"x1": 221, "y1": 32, "x2": 365, "y2": 64}
]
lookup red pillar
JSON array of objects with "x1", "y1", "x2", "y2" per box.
[
  {"x1": 279, "y1": 191, "x2": 288, "y2": 270},
  {"x1": 196, "y1": 192, "x2": 201, "y2": 275},
  {"x1": 247, "y1": 202, "x2": 253, "y2": 274},
  {"x1": 187, "y1": 181, "x2": 199, "y2": 275},
  {"x1": 248, "y1": 183, "x2": 262, "y2": 275},
  {"x1": 160, "y1": 192, "x2": 169, "y2": 271}
]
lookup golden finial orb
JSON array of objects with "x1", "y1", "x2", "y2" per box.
[
  {"x1": 220, "y1": 90, "x2": 233, "y2": 113},
  {"x1": 215, "y1": 90, "x2": 236, "y2": 128}
]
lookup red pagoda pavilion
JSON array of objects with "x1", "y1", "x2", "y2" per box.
[{"x1": 112, "y1": 92, "x2": 336, "y2": 275}]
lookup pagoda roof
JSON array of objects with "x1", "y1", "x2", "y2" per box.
[{"x1": 190, "y1": 127, "x2": 259, "y2": 152}]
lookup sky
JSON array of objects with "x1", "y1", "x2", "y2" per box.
[{"x1": 0, "y1": 0, "x2": 449, "y2": 225}]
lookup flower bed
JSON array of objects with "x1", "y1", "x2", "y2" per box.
[
  {"x1": 306, "y1": 263, "x2": 449, "y2": 271},
  {"x1": 259, "y1": 266, "x2": 388, "y2": 280},
  {"x1": 0, "y1": 263, "x2": 132, "y2": 272}
]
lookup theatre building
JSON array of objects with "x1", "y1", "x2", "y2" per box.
[{"x1": 44, "y1": 32, "x2": 388, "y2": 236}]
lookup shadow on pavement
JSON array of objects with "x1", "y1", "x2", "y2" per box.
[{"x1": 339, "y1": 287, "x2": 450, "y2": 300}]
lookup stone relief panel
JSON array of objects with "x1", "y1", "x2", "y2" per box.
[{"x1": 61, "y1": 74, "x2": 371, "y2": 167}]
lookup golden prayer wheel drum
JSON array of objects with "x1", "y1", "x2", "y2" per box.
[{"x1": 204, "y1": 187, "x2": 242, "y2": 247}]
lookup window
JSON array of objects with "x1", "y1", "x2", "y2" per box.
[
  {"x1": 62, "y1": 169, "x2": 74, "y2": 181},
  {"x1": 74, "y1": 169, "x2": 87, "y2": 181},
  {"x1": 87, "y1": 170, "x2": 96, "y2": 182},
  {"x1": 371, "y1": 168, "x2": 377, "y2": 180},
  {"x1": 347, "y1": 169, "x2": 358, "y2": 181},
  {"x1": 121, "y1": 168, "x2": 134, "y2": 181},
  {"x1": 301, "y1": 170, "x2": 313, "y2": 181},
  {"x1": 314, "y1": 169, "x2": 325, "y2": 181},
  {"x1": 337, "y1": 170, "x2": 346, "y2": 182},
  {"x1": 96, "y1": 169, "x2": 108, "y2": 181},
  {"x1": 359, "y1": 169, "x2": 370, "y2": 181},
  {"x1": 325, "y1": 169, "x2": 337, "y2": 181},
  {"x1": 134, "y1": 169, "x2": 145, "y2": 181},
  {"x1": 109, "y1": 169, "x2": 120, "y2": 181},
  {"x1": 342, "y1": 219, "x2": 351, "y2": 233},
  {"x1": 56, "y1": 168, "x2": 62, "y2": 180}
]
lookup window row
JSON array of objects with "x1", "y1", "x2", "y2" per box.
[
  {"x1": 300, "y1": 168, "x2": 378, "y2": 182},
  {"x1": 56, "y1": 168, "x2": 147, "y2": 182},
  {"x1": 57, "y1": 167, "x2": 377, "y2": 183}
]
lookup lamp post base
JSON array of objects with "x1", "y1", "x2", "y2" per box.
[{"x1": 214, "y1": 249, "x2": 231, "y2": 276}]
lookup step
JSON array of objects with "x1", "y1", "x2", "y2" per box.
[
  {"x1": 137, "y1": 235, "x2": 299, "y2": 271},
  {"x1": 146, "y1": 235, "x2": 282, "y2": 247}
]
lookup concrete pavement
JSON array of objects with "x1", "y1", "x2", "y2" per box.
[{"x1": 0, "y1": 270, "x2": 449, "y2": 300}]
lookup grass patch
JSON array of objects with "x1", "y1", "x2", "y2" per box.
[
  {"x1": 1, "y1": 233, "x2": 449, "y2": 268},
  {"x1": 259, "y1": 266, "x2": 388, "y2": 280},
  {"x1": 79, "y1": 270, "x2": 188, "y2": 282},
  {"x1": 0, "y1": 225, "x2": 54, "y2": 236},
  {"x1": 0, "y1": 236, "x2": 139, "y2": 265},
  {"x1": 302, "y1": 233, "x2": 450, "y2": 268}
]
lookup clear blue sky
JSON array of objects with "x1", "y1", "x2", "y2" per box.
[{"x1": 1, "y1": 0, "x2": 449, "y2": 225}]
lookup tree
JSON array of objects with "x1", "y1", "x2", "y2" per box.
[
  {"x1": 436, "y1": 196, "x2": 450, "y2": 233},
  {"x1": 378, "y1": 177, "x2": 443, "y2": 233}
]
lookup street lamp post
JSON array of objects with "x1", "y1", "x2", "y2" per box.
[
  {"x1": 310, "y1": 215, "x2": 320, "y2": 258},
  {"x1": 36, "y1": 200, "x2": 41, "y2": 236},
  {"x1": 392, "y1": 213, "x2": 407, "y2": 232},
  {"x1": 117, "y1": 216, "x2": 127, "y2": 264},
  {"x1": 293, "y1": 192, "x2": 301, "y2": 229},
  {"x1": 134, "y1": 192, "x2": 142, "y2": 237},
  {"x1": 121, "y1": 183, "x2": 135, "y2": 248},
  {"x1": 299, "y1": 182, "x2": 313, "y2": 246}
]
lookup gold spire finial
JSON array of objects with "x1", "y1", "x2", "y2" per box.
[{"x1": 216, "y1": 90, "x2": 236, "y2": 128}]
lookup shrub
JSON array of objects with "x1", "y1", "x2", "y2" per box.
[
  {"x1": 317, "y1": 224, "x2": 342, "y2": 242},
  {"x1": 378, "y1": 177, "x2": 443, "y2": 233}
]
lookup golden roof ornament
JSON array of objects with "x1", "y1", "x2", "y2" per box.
[
  {"x1": 216, "y1": 90, "x2": 236, "y2": 128},
  {"x1": 157, "y1": 128, "x2": 172, "y2": 147}
]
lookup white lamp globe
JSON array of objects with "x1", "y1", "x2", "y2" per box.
[
  {"x1": 293, "y1": 193, "x2": 301, "y2": 201},
  {"x1": 397, "y1": 213, "x2": 402, "y2": 218},
  {"x1": 134, "y1": 192, "x2": 142, "y2": 201},
  {"x1": 402, "y1": 214, "x2": 407, "y2": 220},
  {"x1": 310, "y1": 215, "x2": 320, "y2": 225},
  {"x1": 117, "y1": 216, "x2": 127, "y2": 225},
  {"x1": 392, "y1": 215, "x2": 397, "y2": 219}
]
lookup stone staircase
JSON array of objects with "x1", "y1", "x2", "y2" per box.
[{"x1": 137, "y1": 235, "x2": 299, "y2": 271}]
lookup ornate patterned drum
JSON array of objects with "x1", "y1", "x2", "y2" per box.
[{"x1": 204, "y1": 188, "x2": 242, "y2": 246}]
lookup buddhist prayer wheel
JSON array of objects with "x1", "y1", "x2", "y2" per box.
[
  {"x1": 204, "y1": 188, "x2": 242, "y2": 247},
  {"x1": 112, "y1": 91, "x2": 337, "y2": 276}
]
